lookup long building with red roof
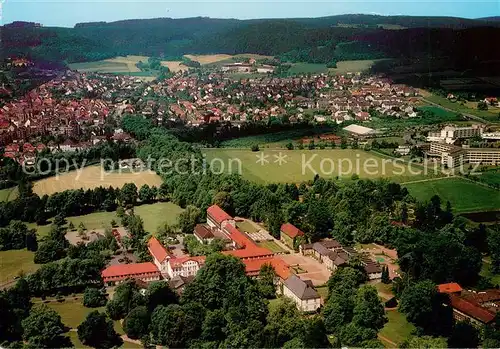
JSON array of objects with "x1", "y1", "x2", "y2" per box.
[
  {"x1": 207, "y1": 204, "x2": 233, "y2": 229},
  {"x1": 101, "y1": 262, "x2": 161, "y2": 285}
]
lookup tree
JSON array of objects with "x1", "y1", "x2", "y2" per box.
[
  {"x1": 339, "y1": 322, "x2": 377, "y2": 347},
  {"x1": 146, "y1": 281, "x2": 178, "y2": 312},
  {"x1": 33, "y1": 240, "x2": 66, "y2": 264},
  {"x1": 400, "y1": 335, "x2": 447, "y2": 348},
  {"x1": 139, "y1": 184, "x2": 154, "y2": 203},
  {"x1": 123, "y1": 306, "x2": 150, "y2": 340},
  {"x1": 251, "y1": 144, "x2": 260, "y2": 152},
  {"x1": 352, "y1": 285, "x2": 387, "y2": 331},
  {"x1": 478, "y1": 101, "x2": 488, "y2": 111},
  {"x1": 106, "y1": 279, "x2": 145, "y2": 320},
  {"x1": 68, "y1": 221, "x2": 75, "y2": 231},
  {"x1": 83, "y1": 287, "x2": 108, "y2": 308},
  {"x1": 488, "y1": 226, "x2": 500, "y2": 273},
  {"x1": 22, "y1": 305, "x2": 70, "y2": 348},
  {"x1": 120, "y1": 183, "x2": 138, "y2": 206},
  {"x1": 258, "y1": 263, "x2": 276, "y2": 298},
  {"x1": 177, "y1": 205, "x2": 202, "y2": 234},
  {"x1": 286, "y1": 142, "x2": 294, "y2": 150},
  {"x1": 448, "y1": 321, "x2": 479, "y2": 348},
  {"x1": 398, "y1": 280, "x2": 453, "y2": 336},
  {"x1": 77, "y1": 311, "x2": 122, "y2": 349},
  {"x1": 381, "y1": 265, "x2": 390, "y2": 284}
]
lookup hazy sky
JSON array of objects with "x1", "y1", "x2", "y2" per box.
[{"x1": 3, "y1": 0, "x2": 499, "y2": 27}]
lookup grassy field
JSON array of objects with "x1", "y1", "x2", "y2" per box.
[
  {"x1": 28, "y1": 202, "x2": 183, "y2": 237},
  {"x1": 236, "y1": 221, "x2": 259, "y2": 233},
  {"x1": 0, "y1": 249, "x2": 38, "y2": 283},
  {"x1": 135, "y1": 202, "x2": 184, "y2": 233},
  {"x1": 69, "y1": 55, "x2": 148, "y2": 73},
  {"x1": 204, "y1": 149, "x2": 431, "y2": 183},
  {"x1": 329, "y1": 59, "x2": 380, "y2": 74},
  {"x1": 257, "y1": 240, "x2": 287, "y2": 253},
  {"x1": 289, "y1": 63, "x2": 328, "y2": 75},
  {"x1": 404, "y1": 177, "x2": 500, "y2": 213},
  {"x1": 379, "y1": 310, "x2": 415, "y2": 347},
  {"x1": 32, "y1": 166, "x2": 162, "y2": 196},
  {"x1": 480, "y1": 260, "x2": 500, "y2": 287},
  {"x1": 422, "y1": 92, "x2": 500, "y2": 122},
  {"x1": 477, "y1": 171, "x2": 500, "y2": 187},
  {"x1": 418, "y1": 105, "x2": 459, "y2": 119},
  {"x1": 0, "y1": 186, "x2": 18, "y2": 202}
]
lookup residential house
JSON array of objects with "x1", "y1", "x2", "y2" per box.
[{"x1": 282, "y1": 274, "x2": 321, "y2": 312}]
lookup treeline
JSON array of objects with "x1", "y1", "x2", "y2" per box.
[
  {"x1": 4, "y1": 16, "x2": 500, "y2": 76},
  {"x1": 0, "y1": 180, "x2": 165, "y2": 227}
]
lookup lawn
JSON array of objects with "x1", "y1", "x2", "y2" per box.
[
  {"x1": 29, "y1": 202, "x2": 183, "y2": 237},
  {"x1": 236, "y1": 220, "x2": 259, "y2": 233},
  {"x1": 32, "y1": 166, "x2": 162, "y2": 196},
  {"x1": 135, "y1": 202, "x2": 184, "y2": 233},
  {"x1": 204, "y1": 149, "x2": 430, "y2": 183},
  {"x1": 477, "y1": 171, "x2": 500, "y2": 188},
  {"x1": 0, "y1": 186, "x2": 18, "y2": 202},
  {"x1": 316, "y1": 286, "x2": 329, "y2": 300},
  {"x1": 0, "y1": 249, "x2": 38, "y2": 283},
  {"x1": 257, "y1": 240, "x2": 287, "y2": 253},
  {"x1": 480, "y1": 261, "x2": 500, "y2": 287},
  {"x1": 379, "y1": 310, "x2": 415, "y2": 347},
  {"x1": 418, "y1": 105, "x2": 458, "y2": 119},
  {"x1": 404, "y1": 177, "x2": 500, "y2": 213}
]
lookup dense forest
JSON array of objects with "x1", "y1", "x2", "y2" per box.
[{"x1": 3, "y1": 15, "x2": 500, "y2": 78}]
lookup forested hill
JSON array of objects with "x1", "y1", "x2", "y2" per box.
[{"x1": 2, "y1": 14, "x2": 500, "y2": 68}]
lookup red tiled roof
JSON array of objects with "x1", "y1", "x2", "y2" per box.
[
  {"x1": 225, "y1": 224, "x2": 256, "y2": 248},
  {"x1": 194, "y1": 224, "x2": 214, "y2": 240},
  {"x1": 438, "y1": 283, "x2": 463, "y2": 294},
  {"x1": 450, "y1": 294, "x2": 495, "y2": 324},
  {"x1": 101, "y1": 262, "x2": 159, "y2": 279},
  {"x1": 147, "y1": 236, "x2": 170, "y2": 262},
  {"x1": 223, "y1": 246, "x2": 274, "y2": 260},
  {"x1": 170, "y1": 256, "x2": 206, "y2": 268},
  {"x1": 243, "y1": 257, "x2": 291, "y2": 280},
  {"x1": 207, "y1": 204, "x2": 232, "y2": 224},
  {"x1": 280, "y1": 223, "x2": 304, "y2": 239}
]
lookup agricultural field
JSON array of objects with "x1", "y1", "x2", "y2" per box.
[
  {"x1": 288, "y1": 63, "x2": 328, "y2": 75},
  {"x1": 329, "y1": 59, "x2": 380, "y2": 74},
  {"x1": 0, "y1": 249, "x2": 39, "y2": 283},
  {"x1": 204, "y1": 149, "x2": 432, "y2": 184},
  {"x1": 160, "y1": 61, "x2": 188, "y2": 73},
  {"x1": 0, "y1": 186, "x2": 18, "y2": 202},
  {"x1": 69, "y1": 55, "x2": 147, "y2": 73},
  {"x1": 379, "y1": 310, "x2": 415, "y2": 347},
  {"x1": 404, "y1": 177, "x2": 500, "y2": 213},
  {"x1": 185, "y1": 54, "x2": 274, "y2": 65},
  {"x1": 32, "y1": 166, "x2": 162, "y2": 196}
]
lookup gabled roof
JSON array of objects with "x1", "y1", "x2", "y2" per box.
[
  {"x1": 169, "y1": 256, "x2": 206, "y2": 268},
  {"x1": 284, "y1": 274, "x2": 320, "y2": 300},
  {"x1": 147, "y1": 236, "x2": 170, "y2": 262},
  {"x1": 207, "y1": 204, "x2": 232, "y2": 224},
  {"x1": 194, "y1": 224, "x2": 214, "y2": 240},
  {"x1": 280, "y1": 223, "x2": 304, "y2": 239},
  {"x1": 243, "y1": 257, "x2": 291, "y2": 280},
  {"x1": 449, "y1": 294, "x2": 495, "y2": 324},
  {"x1": 101, "y1": 262, "x2": 159, "y2": 279}
]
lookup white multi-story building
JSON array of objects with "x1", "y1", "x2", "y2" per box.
[
  {"x1": 427, "y1": 125, "x2": 484, "y2": 144},
  {"x1": 282, "y1": 274, "x2": 321, "y2": 312}
]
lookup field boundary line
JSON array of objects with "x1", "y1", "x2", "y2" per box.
[{"x1": 401, "y1": 176, "x2": 457, "y2": 185}]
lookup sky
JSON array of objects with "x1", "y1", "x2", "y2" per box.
[{"x1": 2, "y1": 0, "x2": 499, "y2": 27}]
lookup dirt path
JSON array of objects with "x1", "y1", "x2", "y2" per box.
[{"x1": 378, "y1": 333, "x2": 398, "y2": 348}]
